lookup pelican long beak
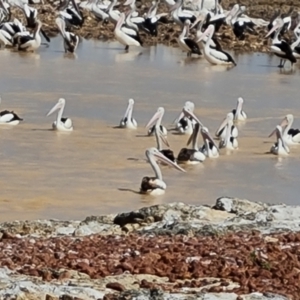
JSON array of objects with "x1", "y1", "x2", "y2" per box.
[
  {"x1": 277, "y1": 126, "x2": 289, "y2": 153},
  {"x1": 123, "y1": 101, "x2": 133, "y2": 120},
  {"x1": 268, "y1": 117, "x2": 288, "y2": 138},
  {"x1": 196, "y1": 25, "x2": 213, "y2": 42},
  {"x1": 153, "y1": 150, "x2": 186, "y2": 172},
  {"x1": 215, "y1": 116, "x2": 229, "y2": 136},
  {"x1": 47, "y1": 102, "x2": 62, "y2": 116},
  {"x1": 159, "y1": 129, "x2": 170, "y2": 147},
  {"x1": 55, "y1": 17, "x2": 66, "y2": 38},
  {"x1": 146, "y1": 110, "x2": 163, "y2": 128},
  {"x1": 202, "y1": 128, "x2": 218, "y2": 150},
  {"x1": 186, "y1": 122, "x2": 200, "y2": 146},
  {"x1": 265, "y1": 20, "x2": 282, "y2": 38},
  {"x1": 183, "y1": 108, "x2": 203, "y2": 127},
  {"x1": 190, "y1": 14, "x2": 205, "y2": 29}
]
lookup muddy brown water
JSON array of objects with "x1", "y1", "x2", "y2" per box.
[{"x1": 0, "y1": 38, "x2": 300, "y2": 221}]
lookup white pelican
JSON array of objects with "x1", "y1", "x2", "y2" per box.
[
  {"x1": 107, "y1": 0, "x2": 120, "y2": 24},
  {"x1": 232, "y1": 97, "x2": 247, "y2": 121},
  {"x1": 219, "y1": 121, "x2": 238, "y2": 150},
  {"x1": 0, "y1": 29, "x2": 13, "y2": 47},
  {"x1": 215, "y1": 112, "x2": 238, "y2": 140},
  {"x1": 119, "y1": 98, "x2": 137, "y2": 129},
  {"x1": 265, "y1": 18, "x2": 296, "y2": 68},
  {"x1": 46, "y1": 98, "x2": 73, "y2": 132},
  {"x1": 0, "y1": 96, "x2": 23, "y2": 125},
  {"x1": 270, "y1": 125, "x2": 290, "y2": 156},
  {"x1": 154, "y1": 124, "x2": 176, "y2": 162},
  {"x1": 146, "y1": 107, "x2": 167, "y2": 136},
  {"x1": 200, "y1": 127, "x2": 219, "y2": 158},
  {"x1": 177, "y1": 19, "x2": 201, "y2": 57},
  {"x1": 56, "y1": 17, "x2": 79, "y2": 53},
  {"x1": 174, "y1": 101, "x2": 195, "y2": 135},
  {"x1": 170, "y1": 0, "x2": 197, "y2": 27},
  {"x1": 197, "y1": 24, "x2": 236, "y2": 65},
  {"x1": 269, "y1": 114, "x2": 300, "y2": 145},
  {"x1": 140, "y1": 147, "x2": 185, "y2": 195},
  {"x1": 16, "y1": 19, "x2": 42, "y2": 52},
  {"x1": 114, "y1": 13, "x2": 142, "y2": 51},
  {"x1": 177, "y1": 122, "x2": 206, "y2": 164}
]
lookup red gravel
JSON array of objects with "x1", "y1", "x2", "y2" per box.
[{"x1": 0, "y1": 231, "x2": 300, "y2": 298}]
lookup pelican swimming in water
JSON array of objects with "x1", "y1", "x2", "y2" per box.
[
  {"x1": 55, "y1": 16, "x2": 79, "y2": 53},
  {"x1": 177, "y1": 122, "x2": 206, "y2": 164},
  {"x1": 0, "y1": 96, "x2": 23, "y2": 125},
  {"x1": 119, "y1": 98, "x2": 137, "y2": 129},
  {"x1": 140, "y1": 147, "x2": 185, "y2": 195},
  {"x1": 269, "y1": 114, "x2": 300, "y2": 145},
  {"x1": 174, "y1": 101, "x2": 196, "y2": 135},
  {"x1": 197, "y1": 24, "x2": 236, "y2": 66},
  {"x1": 146, "y1": 107, "x2": 167, "y2": 136},
  {"x1": 219, "y1": 120, "x2": 238, "y2": 150},
  {"x1": 270, "y1": 125, "x2": 290, "y2": 156},
  {"x1": 46, "y1": 98, "x2": 73, "y2": 132},
  {"x1": 154, "y1": 124, "x2": 176, "y2": 162},
  {"x1": 232, "y1": 97, "x2": 247, "y2": 121},
  {"x1": 200, "y1": 127, "x2": 219, "y2": 158},
  {"x1": 215, "y1": 112, "x2": 238, "y2": 140}
]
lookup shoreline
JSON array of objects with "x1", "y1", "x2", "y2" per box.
[
  {"x1": 9, "y1": 0, "x2": 297, "y2": 53},
  {"x1": 1, "y1": 197, "x2": 300, "y2": 299}
]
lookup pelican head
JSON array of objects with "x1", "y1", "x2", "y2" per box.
[
  {"x1": 182, "y1": 106, "x2": 203, "y2": 127},
  {"x1": 47, "y1": 98, "x2": 66, "y2": 116},
  {"x1": 197, "y1": 24, "x2": 215, "y2": 42},
  {"x1": 146, "y1": 107, "x2": 165, "y2": 128},
  {"x1": 265, "y1": 18, "x2": 284, "y2": 38},
  {"x1": 281, "y1": 114, "x2": 294, "y2": 127}
]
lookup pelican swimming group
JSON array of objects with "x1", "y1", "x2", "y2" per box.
[{"x1": 0, "y1": 0, "x2": 300, "y2": 68}]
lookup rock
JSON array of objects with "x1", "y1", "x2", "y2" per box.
[
  {"x1": 213, "y1": 197, "x2": 266, "y2": 214},
  {"x1": 106, "y1": 282, "x2": 126, "y2": 292}
]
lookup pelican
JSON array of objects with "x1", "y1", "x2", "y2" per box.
[
  {"x1": 177, "y1": 19, "x2": 201, "y2": 57},
  {"x1": 200, "y1": 127, "x2": 219, "y2": 158},
  {"x1": 0, "y1": 96, "x2": 23, "y2": 125},
  {"x1": 197, "y1": 24, "x2": 236, "y2": 65},
  {"x1": 265, "y1": 18, "x2": 296, "y2": 68},
  {"x1": 140, "y1": 147, "x2": 185, "y2": 195},
  {"x1": 270, "y1": 125, "x2": 289, "y2": 156},
  {"x1": 46, "y1": 98, "x2": 73, "y2": 132},
  {"x1": 219, "y1": 121, "x2": 238, "y2": 150},
  {"x1": 215, "y1": 112, "x2": 238, "y2": 140},
  {"x1": 56, "y1": 17, "x2": 79, "y2": 53},
  {"x1": 119, "y1": 98, "x2": 137, "y2": 129},
  {"x1": 269, "y1": 114, "x2": 300, "y2": 145},
  {"x1": 59, "y1": 0, "x2": 84, "y2": 28},
  {"x1": 16, "y1": 19, "x2": 42, "y2": 52},
  {"x1": 154, "y1": 124, "x2": 176, "y2": 162},
  {"x1": 114, "y1": 13, "x2": 142, "y2": 51},
  {"x1": 232, "y1": 97, "x2": 247, "y2": 121},
  {"x1": 146, "y1": 107, "x2": 167, "y2": 136},
  {"x1": 174, "y1": 101, "x2": 195, "y2": 135},
  {"x1": 177, "y1": 122, "x2": 206, "y2": 164}
]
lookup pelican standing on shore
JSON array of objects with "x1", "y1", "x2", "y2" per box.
[
  {"x1": 55, "y1": 17, "x2": 79, "y2": 53},
  {"x1": 119, "y1": 98, "x2": 137, "y2": 129},
  {"x1": 232, "y1": 97, "x2": 247, "y2": 121},
  {"x1": 46, "y1": 98, "x2": 73, "y2": 132},
  {"x1": 0, "y1": 96, "x2": 23, "y2": 125},
  {"x1": 270, "y1": 125, "x2": 290, "y2": 156},
  {"x1": 114, "y1": 13, "x2": 142, "y2": 51},
  {"x1": 146, "y1": 107, "x2": 167, "y2": 136},
  {"x1": 140, "y1": 147, "x2": 185, "y2": 195}
]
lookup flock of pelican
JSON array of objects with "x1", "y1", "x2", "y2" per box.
[
  {"x1": 0, "y1": 94, "x2": 299, "y2": 195},
  {"x1": 0, "y1": 0, "x2": 300, "y2": 67}
]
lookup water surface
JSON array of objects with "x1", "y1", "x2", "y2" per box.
[{"x1": 0, "y1": 38, "x2": 300, "y2": 221}]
